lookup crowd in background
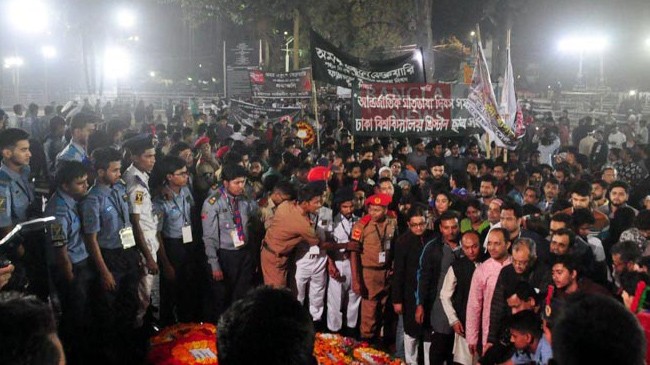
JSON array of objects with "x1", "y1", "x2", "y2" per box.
[{"x1": 0, "y1": 94, "x2": 650, "y2": 365}]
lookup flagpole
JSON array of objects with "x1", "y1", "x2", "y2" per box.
[
  {"x1": 312, "y1": 77, "x2": 320, "y2": 154},
  {"x1": 475, "y1": 24, "x2": 491, "y2": 160}
]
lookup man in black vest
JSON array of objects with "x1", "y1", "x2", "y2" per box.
[{"x1": 439, "y1": 230, "x2": 483, "y2": 365}]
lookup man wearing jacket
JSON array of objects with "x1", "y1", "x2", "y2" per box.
[
  {"x1": 416, "y1": 210, "x2": 461, "y2": 364},
  {"x1": 392, "y1": 205, "x2": 436, "y2": 364}
]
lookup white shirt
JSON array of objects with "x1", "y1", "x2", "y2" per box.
[{"x1": 123, "y1": 164, "x2": 159, "y2": 233}]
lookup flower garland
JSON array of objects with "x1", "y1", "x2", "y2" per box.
[{"x1": 148, "y1": 325, "x2": 404, "y2": 365}]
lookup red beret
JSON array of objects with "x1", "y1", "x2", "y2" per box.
[
  {"x1": 215, "y1": 146, "x2": 230, "y2": 159},
  {"x1": 194, "y1": 136, "x2": 210, "y2": 149},
  {"x1": 307, "y1": 166, "x2": 331, "y2": 182},
  {"x1": 365, "y1": 193, "x2": 392, "y2": 207}
]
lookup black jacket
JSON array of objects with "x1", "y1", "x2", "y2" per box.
[
  {"x1": 392, "y1": 229, "x2": 436, "y2": 336},
  {"x1": 487, "y1": 261, "x2": 551, "y2": 344}
]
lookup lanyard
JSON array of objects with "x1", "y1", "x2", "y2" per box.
[
  {"x1": 375, "y1": 223, "x2": 388, "y2": 252},
  {"x1": 170, "y1": 188, "x2": 189, "y2": 224},
  {"x1": 219, "y1": 187, "x2": 239, "y2": 225}
]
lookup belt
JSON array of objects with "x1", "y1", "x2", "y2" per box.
[
  {"x1": 331, "y1": 251, "x2": 350, "y2": 261},
  {"x1": 262, "y1": 241, "x2": 281, "y2": 257},
  {"x1": 362, "y1": 265, "x2": 388, "y2": 271}
]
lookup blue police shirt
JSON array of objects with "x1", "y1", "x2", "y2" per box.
[
  {"x1": 0, "y1": 163, "x2": 36, "y2": 228},
  {"x1": 80, "y1": 183, "x2": 131, "y2": 250},
  {"x1": 154, "y1": 186, "x2": 194, "y2": 239},
  {"x1": 55, "y1": 141, "x2": 90, "y2": 170},
  {"x1": 45, "y1": 189, "x2": 88, "y2": 264}
]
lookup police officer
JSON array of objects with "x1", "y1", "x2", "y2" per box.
[
  {"x1": 55, "y1": 112, "x2": 95, "y2": 169},
  {"x1": 46, "y1": 160, "x2": 92, "y2": 363},
  {"x1": 202, "y1": 163, "x2": 258, "y2": 319},
  {"x1": 123, "y1": 135, "x2": 173, "y2": 328},
  {"x1": 259, "y1": 180, "x2": 296, "y2": 229},
  {"x1": 152, "y1": 155, "x2": 196, "y2": 324},
  {"x1": 80, "y1": 147, "x2": 139, "y2": 363},
  {"x1": 327, "y1": 186, "x2": 362, "y2": 335},
  {"x1": 0, "y1": 128, "x2": 44, "y2": 297},
  {"x1": 350, "y1": 193, "x2": 397, "y2": 343}
]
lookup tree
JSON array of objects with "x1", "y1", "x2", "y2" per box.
[{"x1": 162, "y1": 0, "x2": 419, "y2": 71}]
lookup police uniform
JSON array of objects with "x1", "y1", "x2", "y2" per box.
[
  {"x1": 327, "y1": 211, "x2": 362, "y2": 332},
  {"x1": 294, "y1": 206, "x2": 331, "y2": 322},
  {"x1": 55, "y1": 140, "x2": 90, "y2": 169},
  {"x1": 202, "y1": 186, "x2": 258, "y2": 317},
  {"x1": 351, "y1": 194, "x2": 397, "y2": 341},
  {"x1": 0, "y1": 163, "x2": 46, "y2": 297},
  {"x1": 154, "y1": 185, "x2": 196, "y2": 324},
  {"x1": 258, "y1": 196, "x2": 277, "y2": 230},
  {"x1": 80, "y1": 181, "x2": 140, "y2": 354},
  {"x1": 45, "y1": 188, "x2": 94, "y2": 363},
  {"x1": 123, "y1": 163, "x2": 161, "y2": 327}
]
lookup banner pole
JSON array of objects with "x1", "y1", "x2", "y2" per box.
[
  {"x1": 486, "y1": 134, "x2": 491, "y2": 159},
  {"x1": 312, "y1": 78, "x2": 320, "y2": 154}
]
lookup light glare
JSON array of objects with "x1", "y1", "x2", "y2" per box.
[
  {"x1": 41, "y1": 46, "x2": 57, "y2": 59},
  {"x1": 558, "y1": 36, "x2": 608, "y2": 53},
  {"x1": 116, "y1": 9, "x2": 136, "y2": 29},
  {"x1": 104, "y1": 47, "x2": 131, "y2": 79},
  {"x1": 8, "y1": 0, "x2": 48, "y2": 34}
]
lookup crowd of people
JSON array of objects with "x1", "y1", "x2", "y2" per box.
[{"x1": 0, "y1": 96, "x2": 650, "y2": 365}]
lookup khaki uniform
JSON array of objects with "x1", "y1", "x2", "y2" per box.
[
  {"x1": 259, "y1": 197, "x2": 277, "y2": 230},
  {"x1": 352, "y1": 216, "x2": 397, "y2": 339},
  {"x1": 261, "y1": 201, "x2": 319, "y2": 287}
]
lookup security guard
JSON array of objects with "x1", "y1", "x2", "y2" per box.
[
  {"x1": 350, "y1": 193, "x2": 397, "y2": 343},
  {"x1": 55, "y1": 112, "x2": 95, "y2": 170},
  {"x1": 0, "y1": 128, "x2": 45, "y2": 297},
  {"x1": 202, "y1": 163, "x2": 258, "y2": 319},
  {"x1": 327, "y1": 187, "x2": 361, "y2": 334},
  {"x1": 46, "y1": 160, "x2": 92, "y2": 364},
  {"x1": 153, "y1": 155, "x2": 196, "y2": 324},
  {"x1": 123, "y1": 135, "x2": 172, "y2": 328},
  {"x1": 80, "y1": 147, "x2": 139, "y2": 363}
]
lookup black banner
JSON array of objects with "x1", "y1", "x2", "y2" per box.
[
  {"x1": 310, "y1": 30, "x2": 426, "y2": 88},
  {"x1": 229, "y1": 100, "x2": 302, "y2": 127},
  {"x1": 249, "y1": 70, "x2": 312, "y2": 99},
  {"x1": 351, "y1": 83, "x2": 482, "y2": 137}
]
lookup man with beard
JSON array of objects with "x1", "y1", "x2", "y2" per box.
[
  {"x1": 420, "y1": 157, "x2": 449, "y2": 202},
  {"x1": 538, "y1": 177, "x2": 560, "y2": 213},
  {"x1": 393, "y1": 205, "x2": 436, "y2": 364},
  {"x1": 407, "y1": 138, "x2": 428, "y2": 170},
  {"x1": 417, "y1": 211, "x2": 461, "y2": 364},
  {"x1": 486, "y1": 238, "x2": 550, "y2": 356},
  {"x1": 246, "y1": 157, "x2": 264, "y2": 199},
  {"x1": 498, "y1": 201, "x2": 550, "y2": 265},
  {"x1": 439, "y1": 230, "x2": 483, "y2": 365},
  {"x1": 560, "y1": 180, "x2": 609, "y2": 237},
  {"x1": 592, "y1": 179, "x2": 609, "y2": 210},
  {"x1": 599, "y1": 180, "x2": 638, "y2": 219},
  {"x1": 479, "y1": 175, "x2": 498, "y2": 208}
]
